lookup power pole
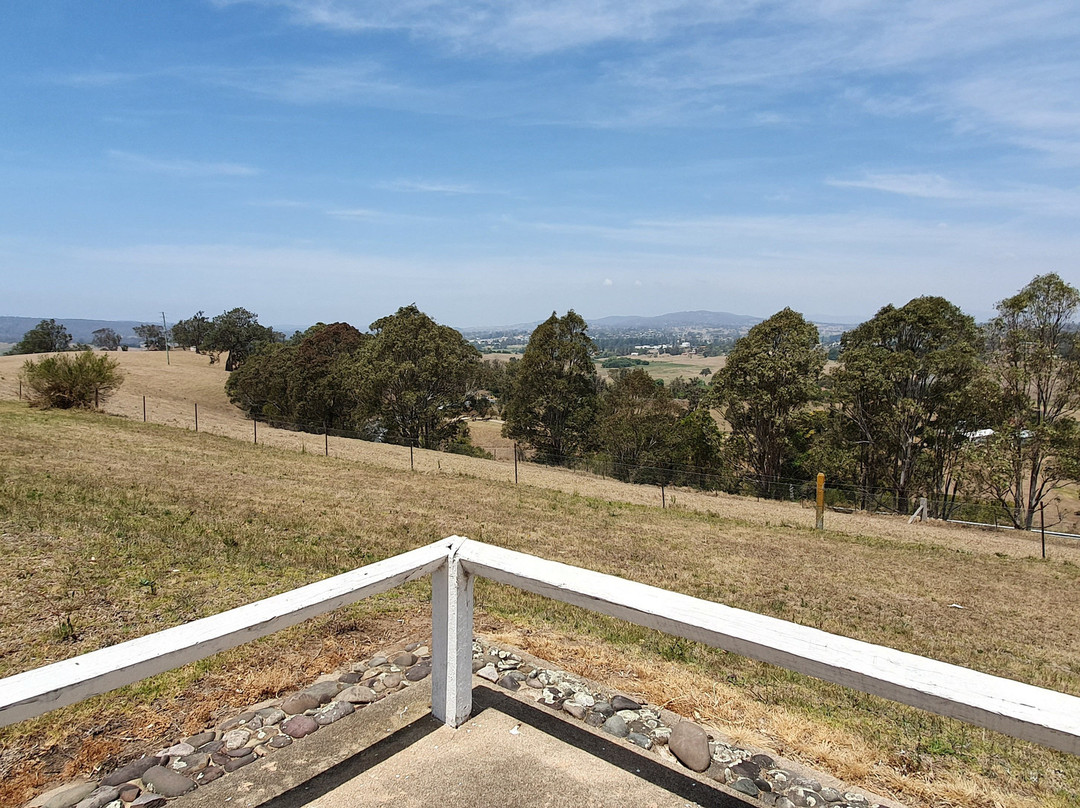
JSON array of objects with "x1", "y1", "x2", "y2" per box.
[{"x1": 162, "y1": 312, "x2": 170, "y2": 365}]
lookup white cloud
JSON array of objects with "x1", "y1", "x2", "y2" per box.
[
  {"x1": 376, "y1": 179, "x2": 492, "y2": 195},
  {"x1": 108, "y1": 150, "x2": 260, "y2": 177},
  {"x1": 829, "y1": 173, "x2": 961, "y2": 199},
  {"x1": 829, "y1": 172, "x2": 1080, "y2": 217},
  {"x1": 603, "y1": 278, "x2": 614, "y2": 286}
]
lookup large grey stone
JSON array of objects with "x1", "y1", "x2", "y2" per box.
[
  {"x1": 339, "y1": 685, "x2": 378, "y2": 704},
  {"x1": 130, "y1": 795, "x2": 168, "y2": 808},
  {"x1": 601, "y1": 715, "x2": 629, "y2": 738},
  {"x1": 101, "y1": 756, "x2": 161, "y2": 786},
  {"x1": 141, "y1": 765, "x2": 195, "y2": 797},
  {"x1": 315, "y1": 700, "x2": 355, "y2": 725},
  {"x1": 183, "y1": 731, "x2": 217, "y2": 748},
  {"x1": 222, "y1": 728, "x2": 251, "y2": 750},
  {"x1": 282, "y1": 714, "x2": 319, "y2": 738},
  {"x1": 669, "y1": 721, "x2": 711, "y2": 772},
  {"x1": 73, "y1": 786, "x2": 119, "y2": 808},
  {"x1": 43, "y1": 782, "x2": 98, "y2": 808},
  {"x1": 281, "y1": 692, "x2": 321, "y2": 715},
  {"x1": 304, "y1": 680, "x2": 345, "y2": 704}
]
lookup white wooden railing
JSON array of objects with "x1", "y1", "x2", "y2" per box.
[{"x1": 2, "y1": 537, "x2": 1078, "y2": 756}]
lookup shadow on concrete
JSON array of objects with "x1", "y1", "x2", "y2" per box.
[
  {"x1": 256, "y1": 712, "x2": 444, "y2": 808},
  {"x1": 257, "y1": 684, "x2": 753, "y2": 808}
]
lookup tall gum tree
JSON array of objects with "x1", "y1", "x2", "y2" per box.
[
  {"x1": 971, "y1": 273, "x2": 1080, "y2": 529},
  {"x1": 502, "y1": 311, "x2": 599, "y2": 464},
  {"x1": 710, "y1": 307, "x2": 824, "y2": 497},
  {"x1": 355, "y1": 305, "x2": 481, "y2": 450},
  {"x1": 832, "y1": 296, "x2": 983, "y2": 515}
]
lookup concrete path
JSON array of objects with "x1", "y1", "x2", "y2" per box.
[{"x1": 178, "y1": 680, "x2": 754, "y2": 808}]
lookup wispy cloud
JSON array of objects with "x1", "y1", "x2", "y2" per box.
[
  {"x1": 375, "y1": 178, "x2": 498, "y2": 195},
  {"x1": 108, "y1": 150, "x2": 261, "y2": 177},
  {"x1": 829, "y1": 172, "x2": 1080, "y2": 217}
]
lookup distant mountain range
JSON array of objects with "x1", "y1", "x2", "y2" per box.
[
  {"x1": 589, "y1": 310, "x2": 763, "y2": 330},
  {"x1": 0, "y1": 316, "x2": 150, "y2": 346},
  {"x1": 2, "y1": 310, "x2": 860, "y2": 346},
  {"x1": 458, "y1": 309, "x2": 858, "y2": 335}
]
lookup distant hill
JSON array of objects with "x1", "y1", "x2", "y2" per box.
[
  {"x1": 589, "y1": 310, "x2": 763, "y2": 330},
  {"x1": 0, "y1": 316, "x2": 149, "y2": 346},
  {"x1": 458, "y1": 310, "x2": 766, "y2": 336}
]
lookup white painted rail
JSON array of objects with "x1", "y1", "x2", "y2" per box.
[
  {"x1": 2, "y1": 536, "x2": 1078, "y2": 757},
  {"x1": 0, "y1": 539, "x2": 453, "y2": 727}
]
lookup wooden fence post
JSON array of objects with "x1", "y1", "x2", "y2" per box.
[
  {"x1": 194, "y1": 402, "x2": 198, "y2": 432},
  {"x1": 431, "y1": 538, "x2": 474, "y2": 728},
  {"x1": 815, "y1": 473, "x2": 825, "y2": 530}
]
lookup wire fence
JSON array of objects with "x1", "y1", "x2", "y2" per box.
[{"x1": 7, "y1": 381, "x2": 1078, "y2": 542}]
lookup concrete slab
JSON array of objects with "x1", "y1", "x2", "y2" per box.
[{"x1": 178, "y1": 681, "x2": 755, "y2": 808}]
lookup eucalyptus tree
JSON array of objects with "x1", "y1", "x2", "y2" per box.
[
  {"x1": 7, "y1": 319, "x2": 72, "y2": 354},
  {"x1": 355, "y1": 305, "x2": 481, "y2": 450},
  {"x1": 502, "y1": 311, "x2": 600, "y2": 464},
  {"x1": 710, "y1": 308, "x2": 824, "y2": 497},
  {"x1": 597, "y1": 368, "x2": 682, "y2": 483},
  {"x1": 832, "y1": 297, "x2": 983, "y2": 515},
  {"x1": 969, "y1": 273, "x2": 1080, "y2": 528},
  {"x1": 171, "y1": 311, "x2": 211, "y2": 353},
  {"x1": 205, "y1": 307, "x2": 279, "y2": 371}
]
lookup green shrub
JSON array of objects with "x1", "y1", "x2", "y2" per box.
[{"x1": 21, "y1": 350, "x2": 124, "y2": 409}]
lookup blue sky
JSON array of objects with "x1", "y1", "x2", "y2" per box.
[{"x1": 1, "y1": 0, "x2": 1078, "y2": 329}]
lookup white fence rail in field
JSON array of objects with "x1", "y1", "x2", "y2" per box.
[{"x1": 1, "y1": 537, "x2": 1078, "y2": 756}]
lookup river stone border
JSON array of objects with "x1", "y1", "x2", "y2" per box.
[
  {"x1": 473, "y1": 639, "x2": 903, "y2": 808},
  {"x1": 28, "y1": 637, "x2": 902, "y2": 808}
]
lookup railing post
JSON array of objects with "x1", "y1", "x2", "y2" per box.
[{"x1": 431, "y1": 537, "x2": 474, "y2": 728}]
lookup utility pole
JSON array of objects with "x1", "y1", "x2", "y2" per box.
[{"x1": 162, "y1": 312, "x2": 170, "y2": 365}]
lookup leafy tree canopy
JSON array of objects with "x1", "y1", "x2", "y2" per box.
[
  {"x1": 829, "y1": 296, "x2": 984, "y2": 514},
  {"x1": 502, "y1": 310, "x2": 599, "y2": 464},
  {"x1": 710, "y1": 307, "x2": 824, "y2": 495},
  {"x1": 969, "y1": 273, "x2": 1080, "y2": 528},
  {"x1": 91, "y1": 327, "x2": 122, "y2": 351},
  {"x1": 355, "y1": 305, "x2": 481, "y2": 449},
  {"x1": 133, "y1": 324, "x2": 167, "y2": 351},
  {"x1": 6, "y1": 319, "x2": 71, "y2": 355},
  {"x1": 205, "y1": 307, "x2": 279, "y2": 371},
  {"x1": 171, "y1": 311, "x2": 211, "y2": 353}
]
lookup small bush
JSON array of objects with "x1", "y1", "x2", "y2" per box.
[{"x1": 21, "y1": 350, "x2": 124, "y2": 409}]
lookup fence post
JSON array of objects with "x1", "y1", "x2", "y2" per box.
[
  {"x1": 254, "y1": 419, "x2": 257, "y2": 444},
  {"x1": 661, "y1": 484, "x2": 666, "y2": 509},
  {"x1": 410, "y1": 445, "x2": 414, "y2": 471},
  {"x1": 815, "y1": 473, "x2": 825, "y2": 530},
  {"x1": 1042, "y1": 504, "x2": 1046, "y2": 559},
  {"x1": 143, "y1": 396, "x2": 146, "y2": 422},
  {"x1": 324, "y1": 424, "x2": 328, "y2": 457},
  {"x1": 514, "y1": 444, "x2": 519, "y2": 485},
  {"x1": 194, "y1": 402, "x2": 198, "y2": 432},
  {"x1": 431, "y1": 538, "x2": 474, "y2": 728}
]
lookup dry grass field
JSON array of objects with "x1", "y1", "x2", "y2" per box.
[{"x1": 1, "y1": 351, "x2": 1079, "y2": 807}]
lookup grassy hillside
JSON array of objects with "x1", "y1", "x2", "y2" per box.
[{"x1": 0, "y1": 354, "x2": 1078, "y2": 807}]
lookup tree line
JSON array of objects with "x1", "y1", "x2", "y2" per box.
[
  {"x1": 710, "y1": 274, "x2": 1080, "y2": 530},
  {"x1": 11, "y1": 274, "x2": 1077, "y2": 529},
  {"x1": 198, "y1": 275, "x2": 1080, "y2": 529}
]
